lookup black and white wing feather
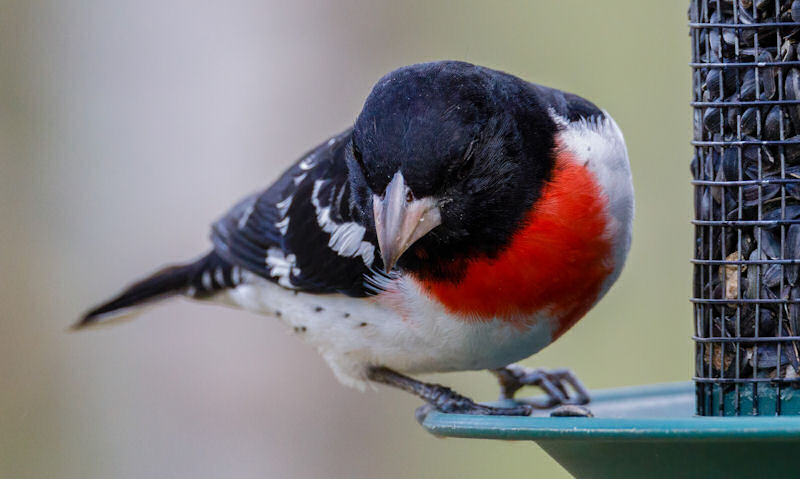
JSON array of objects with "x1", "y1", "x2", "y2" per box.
[
  {"x1": 211, "y1": 130, "x2": 381, "y2": 297},
  {"x1": 77, "y1": 130, "x2": 381, "y2": 327}
]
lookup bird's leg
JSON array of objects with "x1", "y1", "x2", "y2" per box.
[
  {"x1": 367, "y1": 366, "x2": 532, "y2": 419},
  {"x1": 491, "y1": 364, "x2": 591, "y2": 408}
]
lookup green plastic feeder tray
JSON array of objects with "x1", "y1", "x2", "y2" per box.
[{"x1": 419, "y1": 382, "x2": 800, "y2": 478}]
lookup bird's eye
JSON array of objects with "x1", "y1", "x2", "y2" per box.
[{"x1": 406, "y1": 191, "x2": 414, "y2": 203}]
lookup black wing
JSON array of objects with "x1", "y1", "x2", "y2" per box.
[
  {"x1": 210, "y1": 129, "x2": 384, "y2": 297},
  {"x1": 529, "y1": 83, "x2": 605, "y2": 123}
]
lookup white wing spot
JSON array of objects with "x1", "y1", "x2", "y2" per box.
[
  {"x1": 328, "y1": 222, "x2": 370, "y2": 257},
  {"x1": 201, "y1": 270, "x2": 213, "y2": 290},
  {"x1": 299, "y1": 154, "x2": 317, "y2": 171},
  {"x1": 214, "y1": 267, "x2": 225, "y2": 287},
  {"x1": 275, "y1": 194, "x2": 293, "y2": 217},
  {"x1": 293, "y1": 172, "x2": 308, "y2": 186},
  {"x1": 237, "y1": 197, "x2": 257, "y2": 229},
  {"x1": 311, "y1": 180, "x2": 375, "y2": 267},
  {"x1": 266, "y1": 247, "x2": 298, "y2": 288},
  {"x1": 275, "y1": 216, "x2": 290, "y2": 236}
]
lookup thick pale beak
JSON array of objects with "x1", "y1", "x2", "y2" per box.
[{"x1": 373, "y1": 171, "x2": 442, "y2": 273}]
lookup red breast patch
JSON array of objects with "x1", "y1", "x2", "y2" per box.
[{"x1": 418, "y1": 147, "x2": 614, "y2": 338}]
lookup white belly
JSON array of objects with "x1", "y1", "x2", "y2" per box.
[{"x1": 214, "y1": 272, "x2": 557, "y2": 389}]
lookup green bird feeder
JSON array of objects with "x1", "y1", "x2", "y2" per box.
[
  {"x1": 420, "y1": 382, "x2": 800, "y2": 478},
  {"x1": 419, "y1": 1, "x2": 800, "y2": 476}
]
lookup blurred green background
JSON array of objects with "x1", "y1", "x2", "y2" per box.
[{"x1": 0, "y1": 1, "x2": 690, "y2": 477}]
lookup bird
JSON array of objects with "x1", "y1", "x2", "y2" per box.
[{"x1": 76, "y1": 61, "x2": 633, "y2": 417}]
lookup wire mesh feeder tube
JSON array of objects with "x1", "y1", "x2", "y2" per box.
[{"x1": 691, "y1": 0, "x2": 800, "y2": 416}]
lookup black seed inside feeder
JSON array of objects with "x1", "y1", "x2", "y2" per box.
[{"x1": 692, "y1": 0, "x2": 800, "y2": 415}]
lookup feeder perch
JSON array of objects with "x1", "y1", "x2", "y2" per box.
[{"x1": 417, "y1": 1, "x2": 800, "y2": 476}]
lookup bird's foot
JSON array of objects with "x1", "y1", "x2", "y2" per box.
[
  {"x1": 366, "y1": 366, "x2": 532, "y2": 422},
  {"x1": 492, "y1": 365, "x2": 590, "y2": 408},
  {"x1": 414, "y1": 389, "x2": 532, "y2": 423},
  {"x1": 426, "y1": 385, "x2": 533, "y2": 416}
]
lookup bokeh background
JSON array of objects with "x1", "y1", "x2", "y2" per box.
[{"x1": 0, "y1": 1, "x2": 690, "y2": 477}]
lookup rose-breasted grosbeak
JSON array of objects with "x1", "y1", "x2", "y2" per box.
[{"x1": 77, "y1": 61, "x2": 633, "y2": 416}]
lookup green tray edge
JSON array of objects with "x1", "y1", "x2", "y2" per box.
[{"x1": 420, "y1": 381, "x2": 800, "y2": 441}]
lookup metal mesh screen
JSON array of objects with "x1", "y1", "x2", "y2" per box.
[{"x1": 691, "y1": 0, "x2": 800, "y2": 416}]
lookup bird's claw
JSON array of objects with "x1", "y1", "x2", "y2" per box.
[
  {"x1": 416, "y1": 386, "x2": 533, "y2": 420},
  {"x1": 434, "y1": 386, "x2": 533, "y2": 416},
  {"x1": 493, "y1": 365, "x2": 591, "y2": 409}
]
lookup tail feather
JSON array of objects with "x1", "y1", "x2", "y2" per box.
[{"x1": 75, "y1": 251, "x2": 236, "y2": 329}]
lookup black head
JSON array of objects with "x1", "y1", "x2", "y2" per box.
[{"x1": 348, "y1": 61, "x2": 558, "y2": 281}]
